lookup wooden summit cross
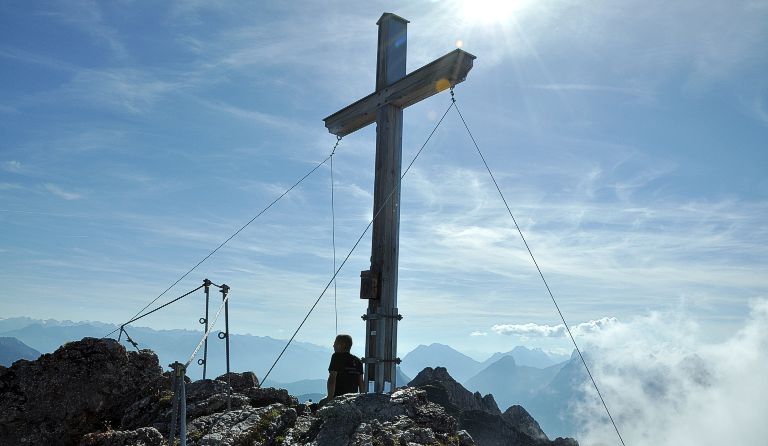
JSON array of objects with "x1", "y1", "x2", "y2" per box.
[{"x1": 323, "y1": 13, "x2": 475, "y2": 394}]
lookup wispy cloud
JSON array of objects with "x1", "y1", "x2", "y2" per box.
[
  {"x1": 753, "y1": 93, "x2": 768, "y2": 126},
  {"x1": 44, "y1": 183, "x2": 82, "y2": 200},
  {"x1": 2, "y1": 160, "x2": 23, "y2": 173},
  {"x1": 0, "y1": 46, "x2": 80, "y2": 72},
  {"x1": 199, "y1": 100, "x2": 304, "y2": 133},
  {"x1": 0, "y1": 183, "x2": 24, "y2": 191},
  {"x1": 528, "y1": 83, "x2": 651, "y2": 98},
  {"x1": 63, "y1": 69, "x2": 181, "y2": 114},
  {"x1": 42, "y1": 0, "x2": 130, "y2": 62},
  {"x1": 491, "y1": 317, "x2": 617, "y2": 337},
  {"x1": 470, "y1": 331, "x2": 488, "y2": 336}
]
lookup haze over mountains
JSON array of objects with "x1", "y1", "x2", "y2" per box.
[
  {"x1": 401, "y1": 342, "x2": 568, "y2": 382},
  {"x1": 0, "y1": 317, "x2": 330, "y2": 382},
  {"x1": 0, "y1": 317, "x2": 583, "y2": 438},
  {"x1": 0, "y1": 337, "x2": 41, "y2": 366}
]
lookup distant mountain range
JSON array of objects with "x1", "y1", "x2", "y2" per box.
[
  {"x1": 0, "y1": 317, "x2": 331, "y2": 382},
  {"x1": 0, "y1": 337, "x2": 41, "y2": 366},
  {"x1": 465, "y1": 355, "x2": 565, "y2": 408},
  {"x1": 400, "y1": 342, "x2": 581, "y2": 438},
  {"x1": 401, "y1": 342, "x2": 569, "y2": 383}
]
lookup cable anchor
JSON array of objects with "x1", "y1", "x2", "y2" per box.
[
  {"x1": 119, "y1": 326, "x2": 139, "y2": 350},
  {"x1": 331, "y1": 135, "x2": 342, "y2": 156}
]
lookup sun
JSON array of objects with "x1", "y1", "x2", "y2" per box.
[{"x1": 457, "y1": 0, "x2": 527, "y2": 25}]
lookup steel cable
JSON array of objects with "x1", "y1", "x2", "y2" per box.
[
  {"x1": 259, "y1": 99, "x2": 456, "y2": 385},
  {"x1": 451, "y1": 91, "x2": 627, "y2": 446},
  {"x1": 103, "y1": 146, "x2": 341, "y2": 339}
]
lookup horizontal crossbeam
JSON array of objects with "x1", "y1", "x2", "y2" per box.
[{"x1": 323, "y1": 49, "x2": 476, "y2": 137}]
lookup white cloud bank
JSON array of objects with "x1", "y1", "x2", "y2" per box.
[
  {"x1": 491, "y1": 317, "x2": 618, "y2": 337},
  {"x1": 574, "y1": 300, "x2": 768, "y2": 445}
]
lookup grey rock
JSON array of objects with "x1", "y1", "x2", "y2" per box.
[
  {"x1": 502, "y1": 405, "x2": 548, "y2": 441},
  {"x1": 245, "y1": 385, "x2": 298, "y2": 408},
  {"x1": 0, "y1": 337, "x2": 162, "y2": 446},
  {"x1": 215, "y1": 371, "x2": 259, "y2": 392},
  {"x1": 308, "y1": 387, "x2": 471, "y2": 446},
  {"x1": 410, "y1": 367, "x2": 501, "y2": 416},
  {"x1": 282, "y1": 413, "x2": 316, "y2": 445},
  {"x1": 409, "y1": 367, "x2": 578, "y2": 446},
  {"x1": 187, "y1": 403, "x2": 297, "y2": 446},
  {"x1": 79, "y1": 427, "x2": 164, "y2": 446}
]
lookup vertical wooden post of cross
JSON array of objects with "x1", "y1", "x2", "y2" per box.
[
  {"x1": 323, "y1": 13, "x2": 475, "y2": 393},
  {"x1": 369, "y1": 13, "x2": 407, "y2": 394}
]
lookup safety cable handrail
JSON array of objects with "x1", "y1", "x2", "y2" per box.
[
  {"x1": 258, "y1": 97, "x2": 456, "y2": 386},
  {"x1": 185, "y1": 288, "x2": 232, "y2": 368},
  {"x1": 450, "y1": 89, "x2": 627, "y2": 446},
  {"x1": 121, "y1": 284, "x2": 205, "y2": 327},
  {"x1": 115, "y1": 281, "x2": 227, "y2": 351},
  {"x1": 103, "y1": 143, "x2": 343, "y2": 340}
]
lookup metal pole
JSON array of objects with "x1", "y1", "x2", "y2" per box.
[
  {"x1": 222, "y1": 284, "x2": 230, "y2": 376},
  {"x1": 200, "y1": 279, "x2": 211, "y2": 379},
  {"x1": 180, "y1": 367, "x2": 187, "y2": 446},
  {"x1": 168, "y1": 362, "x2": 181, "y2": 446},
  {"x1": 220, "y1": 284, "x2": 231, "y2": 411}
]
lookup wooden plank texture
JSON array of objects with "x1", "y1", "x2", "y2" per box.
[{"x1": 324, "y1": 49, "x2": 476, "y2": 137}]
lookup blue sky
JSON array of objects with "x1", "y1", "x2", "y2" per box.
[{"x1": 1, "y1": 0, "x2": 767, "y2": 359}]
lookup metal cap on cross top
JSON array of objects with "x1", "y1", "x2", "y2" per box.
[{"x1": 323, "y1": 13, "x2": 476, "y2": 394}]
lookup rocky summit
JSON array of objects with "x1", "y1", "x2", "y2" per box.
[
  {"x1": 409, "y1": 367, "x2": 577, "y2": 446},
  {"x1": 0, "y1": 338, "x2": 578, "y2": 446}
]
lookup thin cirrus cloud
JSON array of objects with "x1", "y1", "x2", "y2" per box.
[
  {"x1": 527, "y1": 83, "x2": 652, "y2": 99},
  {"x1": 44, "y1": 183, "x2": 82, "y2": 201},
  {"x1": 43, "y1": 0, "x2": 130, "y2": 61},
  {"x1": 2, "y1": 160, "x2": 23, "y2": 173},
  {"x1": 62, "y1": 69, "x2": 182, "y2": 114}
]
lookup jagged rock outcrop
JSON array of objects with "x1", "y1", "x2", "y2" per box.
[
  {"x1": 0, "y1": 338, "x2": 482, "y2": 445},
  {"x1": 0, "y1": 337, "x2": 163, "y2": 445},
  {"x1": 410, "y1": 366, "x2": 502, "y2": 416},
  {"x1": 502, "y1": 406, "x2": 548, "y2": 441},
  {"x1": 0, "y1": 338, "x2": 577, "y2": 445},
  {"x1": 409, "y1": 367, "x2": 578, "y2": 446}
]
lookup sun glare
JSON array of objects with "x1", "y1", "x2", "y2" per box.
[{"x1": 458, "y1": 0, "x2": 526, "y2": 25}]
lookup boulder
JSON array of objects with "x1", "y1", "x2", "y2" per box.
[
  {"x1": 0, "y1": 337, "x2": 162, "y2": 445},
  {"x1": 215, "y1": 371, "x2": 259, "y2": 392}
]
